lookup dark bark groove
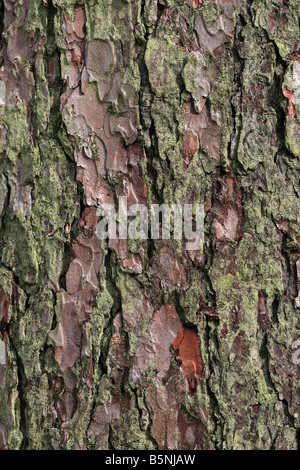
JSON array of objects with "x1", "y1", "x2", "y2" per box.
[{"x1": 0, "y1": 0, "x2": 299, "y2": 450}]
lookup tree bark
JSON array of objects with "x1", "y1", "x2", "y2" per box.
[{"x1": 0, "y1": 0, "x2": 300, "y2": 450}]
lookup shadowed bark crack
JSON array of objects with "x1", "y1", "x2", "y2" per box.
[{"x1": 0, "y1": 0, "x2": 300, "y2": 450}]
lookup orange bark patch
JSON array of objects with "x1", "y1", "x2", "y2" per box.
[
  {"x1": 288, "y1": 54, "x2": 300, "y2": 63},
  {"x1": 80, "y1": 207, "x2": 98, "y2": 237},
  {"x1": 71, "y1": 54, "x2": 81, "y2": 64},
  {"x1": 181, "y1": 131, "x2": 199, "y2": 167},
  {"x1": 187, "y1": 0, "x2": 203, "y2": 8},
  {"x1": 283, "y1": 86, "x2": 296, "y2": 120},
  {"x1": 173, "y1": 326, "x2": 205, "y2": 397}
]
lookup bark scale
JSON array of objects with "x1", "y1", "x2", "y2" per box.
[{"x1": 0, "y1": 0, "x2": 299, "y2": 450}]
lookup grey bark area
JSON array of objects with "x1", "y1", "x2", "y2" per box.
[{"x1": 0, "y1": 0, "x2": 299, "y2": 450}]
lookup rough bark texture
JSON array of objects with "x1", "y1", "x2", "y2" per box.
[{"x1": 0, "y1": 0, "x2": 300, "y2": 450}]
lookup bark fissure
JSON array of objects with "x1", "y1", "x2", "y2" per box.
[{"x1": 0, "y1": 0, "x2": 300, "y2": 450}]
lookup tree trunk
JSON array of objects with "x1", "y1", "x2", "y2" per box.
[{"x1": 0, "y1": 0, "x2": 300, "y2": 451}]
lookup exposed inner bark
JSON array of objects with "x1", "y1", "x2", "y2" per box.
[{"x1": 0, "y1": 0, "x2": 299, "y2": 450}]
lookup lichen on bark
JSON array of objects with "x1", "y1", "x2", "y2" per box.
[{"x1": 0, "y1": 0, "x2": 299, "y2": 451}]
